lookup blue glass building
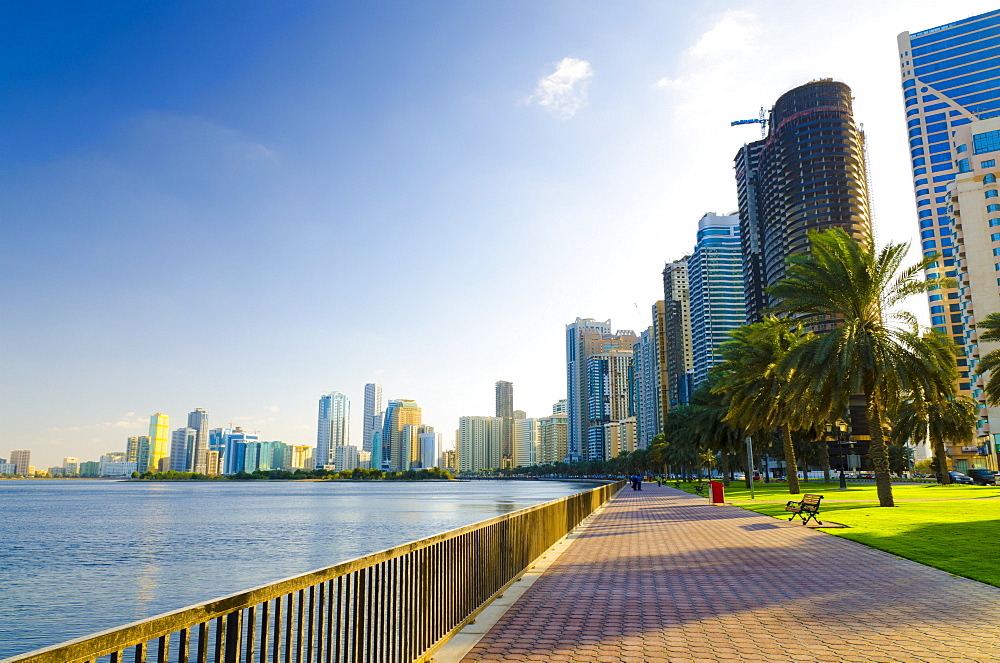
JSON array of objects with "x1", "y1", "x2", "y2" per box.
[
  {"x1": 898, "y1": 9, "x2": 1000, "y2": 394},
  {"x1": 687, "y1": 213, "x2": 747, "y2": 388}
]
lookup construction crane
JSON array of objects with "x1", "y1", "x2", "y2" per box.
[{"x1": 730, "y1": 107, "x2": 767, "y2": 139}]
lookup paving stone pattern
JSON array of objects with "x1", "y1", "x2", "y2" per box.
[{"x1": 460, "y1": 485, "x2": 1000, "y2": 663}]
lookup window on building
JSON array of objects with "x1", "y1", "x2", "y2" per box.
[
  {"x1": 986, "y1": 173, "x2": 997, "y2": 184},
  {"x1": 989, "y1": 204, "x2": 1000, "y2": 212},
  {"x1": 974, "y1": 129, "x2": 1000, "y2": 154},
  {"x1": 957, "y1": 144, "x2": 968, "y2": 153},
  {"x1": 932, "y1": 315, "x2": 945, "y2": 325},
  {"x1": 991, "y1": 218, "x2": 1000, "y2": 227},
  {"x1": 987, "y1": 190, "x2": 999, "y2": 199},
  {"x1": 930, "y1": 305, "x2": 945, "y2": 314},
  {"x1": 992, "y1": 233, "x2": 1000, "y2": 241},
  {"x1": 983, "y1": 160, "x2": 997, "y2": 168},
  {"x1": 957, "y1": 158, "x2": 972, "y2": 172}
]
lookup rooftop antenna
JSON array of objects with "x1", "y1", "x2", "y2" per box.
[{"x1": 730, "y1": 107, "x2": 767, "y2": 139}]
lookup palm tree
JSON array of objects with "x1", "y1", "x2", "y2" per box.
[
  {"x1": 768, "y1": 228, "x2": 956, "y2": 507},
  {"x1": 660, "y1": 408, "x2": 711, "y2": 480},
  {"x1": 974, "y1": 312, "x2": 1000, "y2": 406},
  {"x1": 687, "y1": 377, "x2": 744, "y2": 486},
  {"x1": 713, "y1": 317, "x2": 816, "y2": 495},
  {"x1": 891, "y1": 392, "x2": 977, "y2": 485}
]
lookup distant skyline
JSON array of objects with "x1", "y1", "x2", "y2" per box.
[{"x1": 4, "y1": 1, "x2": 997, "y2": 468}]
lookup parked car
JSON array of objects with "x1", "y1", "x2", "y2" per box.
[
  {"x1": 948, "y1": 471, "x2": 974, "y2": 484},
  {"x1": 967, "y1": 468, "x2": 999, "y2": 486}
]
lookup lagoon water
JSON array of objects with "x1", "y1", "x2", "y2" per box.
[{"x1": 0, "y1": 478, "x2": 596, "y2": 659}]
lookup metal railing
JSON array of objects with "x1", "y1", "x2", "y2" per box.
[{"x1": 4, "y1": 481, "x2": 623, "y2": 663}]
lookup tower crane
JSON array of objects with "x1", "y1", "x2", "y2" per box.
[{"x1": 730, "y1": 107, "x2": 767, "y2": 139}]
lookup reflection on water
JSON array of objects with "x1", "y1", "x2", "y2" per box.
[{"x1": 0, "y1": 479, "x2": 595, "y2": 658}]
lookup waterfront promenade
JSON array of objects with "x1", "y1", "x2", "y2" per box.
[{"x1": 449, "y1": 485, "x2": 1000, "y2": 663}]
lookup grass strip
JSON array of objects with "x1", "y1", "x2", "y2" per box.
[{"x1": 684, "y1": 482, "x2": 1000, "y2": 588}]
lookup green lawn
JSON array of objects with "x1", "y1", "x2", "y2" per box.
[{"x1": 670, "y1": 480, "x2": 1000, "y2": 587}]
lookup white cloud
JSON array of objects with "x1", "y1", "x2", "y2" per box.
[
  {"x1": 529, "y1": 57, "x2": 594, "y2": 119},
  {"x1": 689, "y1": 10, "x2": 759, "y2": 58}
]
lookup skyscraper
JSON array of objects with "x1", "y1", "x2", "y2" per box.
[
  {"x1": 187, "y1": 408, "x2": 210, "y2": 474},
  {"x1": 513, "y1": 417, "x2": 539, "y2": 467},
  {"x1": 169, "y1": 428, "x2": 197, "y2": 472},
  {"x1": 662, "y1": 260, "x2": 694, "y2": 407},
  {"x1": 735, "y1": 79, "x2": 872, "y2": 322},
  {"x1": 495, "y1": 380, "x2": 514, "y2": 467},
  {"x1": 382, "y1": 399, "x2": 422, "y2": 472},
  {"x1": 688, "y1": 212, "x2": 747, "y2": 387},
  {"x1": 565, "y1": 318, "x2": 610, "y2": 461},
  {"x1": 585, "y1": 346, "x2": 634, "y2": 460},
  {"x1": 148, "y1": 413, "x2": 169, "y2": 472},
  {"x1": 947, "y1": 123, "x2": 1000, "y2": 471},
  {"x1": 362, "y1": 383, "x2": 383, "y2": 453},
  {"x1": 10, "y1": 449, "x2": 30, "y2": 476},
  {"x1": 631, "y1": 326, "x2": 660, "y2": 447},
  {"x1": 898, "y1": 9, "x2": 1000, "y2": 471},
  {"x1": 537, "y1": 412, "x2": 568, "y2": 465},
  {"x1": 458, "y1": 416, "x2": 502, "y2": 472},
  {"x1": 316, "y1": 392, "x2": 350, "y2": 469}
]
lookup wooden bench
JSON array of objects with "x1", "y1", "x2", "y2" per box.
[{"x1": 785, "y1": 493, "x2": 823, "y2": 525}]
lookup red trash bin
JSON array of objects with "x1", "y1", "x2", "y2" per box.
[{"x1": 709, "y1": 480, "x2": 725, "y2": 504}]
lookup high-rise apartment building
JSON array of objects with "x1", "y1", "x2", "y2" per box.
[
  {"x1": 458, "y1": 416, "x2": 502, "y2": 472},
  {"x1": 495, "y1": 381, "x2": 514, "y2": 467},
  {"x1": 537, "y1": 412, "x2": 568, "y2": 465},
  {"x1": 688, "y1": 212, "x2": 748, "y2": 387},
  {"x1": 898, "y1": 9, "x2": 1000, "y2": 471},
  {"x1": 662, "y1": 261, "x2": 694, "y2": 407},
  {"x1": 10, "y1": 449, "x2": 31, "y2": 476},
  {"x1": 944, "y1": 119, "x2": 1000, "y2": 471},
  {"x1": 441, "y1": 448, "x2": 458, "y2": 472},
  {"x1": 565, "y1": 318, "x2": 611, "y2": 461},
  {"x1": 362, "y1": 383, "x2": 383, "y2": 453},
  {"x1": 566, "y1": 319, "x2": 637, "y2": 462},
  {"x1": 316, "y1": 391, "x2": 350, "y2": 469},
  {"x1": 187, "y1": 408, "x2": 210, "y2": 474},
  {"x1": 382, "y1": 399, "x2": 422, "y2": 472},
  {"x1": 632, "y1": 326, "x2": 660, "y2": 447},
  {"x1": 585, "y1": 346, "x2": 635, "y2": 460},
  {"x1": 148, "y1": 413, "x2": 169, "y2": 472},
  {"x1": 513, "y1": 418, "x2": 539, "y2": 467},
  {"x1": 735, "y1": 79, "x2": 872, "y2": 322},
  {"x1": 169, "y1": 427, "x2": 197, "y2": 472},
  {"x1": 605, "y1": 417, "x2": 637, "y2": 459}
]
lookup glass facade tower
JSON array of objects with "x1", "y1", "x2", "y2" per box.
[
  {"x1": 899, "y1": 9, "x2": 1000, "y2": 471},
  {"x1": 687, "y1": 213, "x2": 747, "y2": 388},
  {"x1": 897, "y1": 9, "x2": 1000, "y2": 388}
]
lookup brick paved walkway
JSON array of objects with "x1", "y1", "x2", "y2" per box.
[{"x1": 459, "y1": 485, "x2": 1000, "y2": 663}]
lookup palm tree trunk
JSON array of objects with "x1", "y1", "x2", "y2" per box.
[
  {"x1": 932, "y1": 438, "x2": 951, "y2": 484},
  {"x1": 721, "y1": 453, "x2": 730, "y2": 487},
  {"x1": 866, "y1": 391, "x2": 895, "y2": 507},
  {"x1": 782, "y1": 426, "x2": 801, "y2": 495}
]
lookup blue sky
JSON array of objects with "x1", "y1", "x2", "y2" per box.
[{"x1": 3, "y1": 1, "x2": 997, "y2": 468}]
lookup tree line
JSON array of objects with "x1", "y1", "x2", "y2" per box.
[{"x1": 133, "y1": 467, "x2": 454, "y2": 481}]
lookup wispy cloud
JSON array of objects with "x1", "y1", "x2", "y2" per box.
[
  {"x1": 689, "y1": 10, "x2": 759, "y2": 58},
  {"x1": 529, "y1": 57, "x2": 594, "y2": 119}
]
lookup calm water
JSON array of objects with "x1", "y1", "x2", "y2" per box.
[{"x1": 0, "y1": 478, "x2": 596, "y2": 658}]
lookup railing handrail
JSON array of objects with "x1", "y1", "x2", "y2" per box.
[{"x1": 4, "y1": 480, "x2": 624, "y2": 663}]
